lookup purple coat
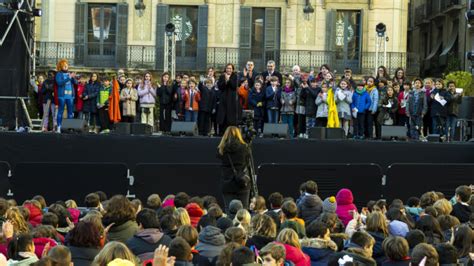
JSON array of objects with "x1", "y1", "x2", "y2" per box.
[{"x1": 335, "y1": 188, "x2": 357, "y2": 226}]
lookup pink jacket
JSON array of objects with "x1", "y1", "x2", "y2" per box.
[
  {"x1": 282, "y1": 243, "x2": 310, "y2": 266},
  {"x1": 34, "y1": 237, "x2": 58, "y2": 258},
  {"x1": 68, "y1": 208, "x2": 81, "y2": 224},
  {"x1": 335, "y1": 188, "x2": 357, "y2": 226}
]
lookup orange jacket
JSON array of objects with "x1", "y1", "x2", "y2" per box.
[
  {"x1": 238, "y1": 85, "x2": 249, "y2": 110},
  {"x1": 183, "y1": 89, "x2": 201, "y2": 111}
]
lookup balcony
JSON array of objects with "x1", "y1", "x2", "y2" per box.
[
  {"x1": 426, "y1": 0, "x2": 445, "y2": 20},
  {"x1": 35, "y1": 42, "x2": 420, "y2": 77},
  {"x1": 441, "y1": 0, "x2": 463, "y2": 14}
]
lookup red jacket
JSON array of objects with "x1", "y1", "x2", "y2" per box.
[
  {"x1": 24, "y1": 203, "x2": 42, "y2": 227},
  {"x1": 185, "y1": 203, "x2": 204, "y2": 228},
  {"x1": 282, "y1": 243, "x2": 310, "y2": 266},
  {"x1": 75, "y1": 83, "x2": 85, "y2": 111},
  {"x1": 183, "y1": 89, "x2": 201, "y2": 111},
  {"x1": 68, "y1": 208, "x2": 80, "y2": 224},
  {"x1": 397, "y1": 90, "x2": 409, "y2": 115},
  {"x1": 34, "y1": 237, "x2": 58, "y2": 258}
]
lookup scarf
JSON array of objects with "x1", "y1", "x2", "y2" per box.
[
  {"x1": 366, "y1": 85, "x2": 376, "y2": 93},
  {"x1": 284, "y1": 86, "x2": 293, "y2": 93},
  {"x1": 355, "y1": 87, "x2": 366, "y2": 94}
]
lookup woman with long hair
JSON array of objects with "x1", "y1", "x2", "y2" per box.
[
  {"x1": 375, "y1": 66, "x2": 390, "y2": 84},
  {"x1": 365, "y1": 212, "x2": 389, "y2": 264},
  {"x1": 92, "y1": 241, "x2": 138, "y2": 266},
  {"x1": 216, "y1": 64, "x2": 240, "y2": 133},
  {"x1": 217, "y1": 126, "x2": 251, "y2": 211},
  {"x1": 83, "y1": 72, "x2": 101, "y2": 132}
]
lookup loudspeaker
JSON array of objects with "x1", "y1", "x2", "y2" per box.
[
  {"x1": 114, "y1": 122, "x2": 131, "y2": 135},
  {"x1": 170, "y1": 122, "x2": 198, "y2": 136},
  {"x1": 381, "y1": 126, "x2": 408, "y2": 140},
  {"x1": 459, "y1": 97, "x2": 473, "y2": 120},
  {"x1": 131, "y1": 123, "x2": 153, "y2": 135},
  {"x1": 263, "y1": 123, "x2": 289, "y2": 138},
  {"x1": 427, "y1": 134, "x2": 441, "y2": 142},
  {"x1": 62, "y1": 119, "x2": 88, "y2": 133},
  {"x1": 308, "y1": 127, "x2": 326, "y2": 140},
  {"x1": 326, "y1": 128, "x2": 345, "y2": 140}
]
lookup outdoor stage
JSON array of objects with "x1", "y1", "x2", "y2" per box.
[{"x1": 0, "y1": 132, "x2": 473, "y2": 207}]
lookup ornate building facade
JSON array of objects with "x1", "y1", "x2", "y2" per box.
[{"x1": 35, "y1": 0, "x2": 412, "y2": 75}]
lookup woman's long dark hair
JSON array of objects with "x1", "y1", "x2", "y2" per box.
[
  {"x1": 376, "y1": 66, "x2": 390, "y2": 80},
  {"x1": 89, "y1": 72, "x2": 100, "y2": 84},
  {"x1": 7, "y1": 233, "x2": 33, "y2": 260},
  {"x1": 415, "y1": 215, "x2": 444, "y2": 243},
  {"x1": 453, "y1": 225, "x2": 472, "y2": 258}
]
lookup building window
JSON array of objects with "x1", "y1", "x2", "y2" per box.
[
  {"x1": 170, "y1": 6, "x2": 198, "y2": 58},
  {"x1": 87, "y1": 4, "x2": 117, "y2": 57}
]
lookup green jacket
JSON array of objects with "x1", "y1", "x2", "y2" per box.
[{"x1": 281, "y1": 219, "x2": 306, "y2": 239}]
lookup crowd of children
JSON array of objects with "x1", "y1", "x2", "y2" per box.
[
  {"x1": 32, "y1": 61, "x2": 465, "y2": 140},
  {"x1": 0, "y1": 183, "x2": 471, "y2": 265}
]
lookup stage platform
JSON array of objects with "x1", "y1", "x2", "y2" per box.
[{"x1": 0, "y1": 132, "x2": 473, "y2": 207}]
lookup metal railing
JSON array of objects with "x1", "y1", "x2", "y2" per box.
[
  {"x1": 35, "y1": 42, "x2": 420, "y2": 76},
  {"x1": 441, "y1": 0, "x2": 461, "y2": 10}
]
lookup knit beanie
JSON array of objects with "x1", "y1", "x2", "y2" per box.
[
  {"x1": 228, "y1": 199, "x2": 243, "y2": 219},
  {"x1": 323, "y1": 196, "x2": 337, "y2": 213}
]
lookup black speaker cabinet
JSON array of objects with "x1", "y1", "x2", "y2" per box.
[
  {"x1": 263, "y1": 123, "x2": 289, "y2": 138},
  {"x1": 114, "y1": 122, "x2": 131, "y2": 135},
  {"x1": 326, "y1": 128, "x2": 345, "y2": 140},
  {"x1": 427, "y1": 134, "x2": 441, "y2": 142},
  {"x1": 131, "y1": 123, "x2": 153, "y2": 135},
  {"x1": 170, "y1": 122, "x2": 198, "y2": 136},
  {"x1": 381, "y1": 126, "x2": 408, "y2": 140},
  {"x1": 62, "y1": 119, "x2": 88, "y2": 133},
  {"x1": 308, "y1": 127, "x2": 326, "y2": 140}
]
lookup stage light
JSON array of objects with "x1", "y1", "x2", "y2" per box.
[
  {"x1": 165, "y1": 23, "x2": 175, "y2": 36},
  {"x1": 376, "y1": 23, "x2": 386, "y2": 37}
]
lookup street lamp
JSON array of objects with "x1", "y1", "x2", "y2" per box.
[{"x1": 134, "y1": 0, "x2": 146, "y2": 17}]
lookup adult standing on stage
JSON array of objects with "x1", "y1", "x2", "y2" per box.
[
  {"x1": 261, "y1": 60, "x2": 283, "y2": 87},
  {"x1": 55, "y1": 59, "x2": 77, "y2": 133},
  {"x1": 217, "y1": 64, "x2": 240, "y2": 133},
  {"x1": 241, "y1": 61, "x2": 258, "y2": 89},
  {"x1": 217, "y1": 126, "x2": 252, "y2": 211}
]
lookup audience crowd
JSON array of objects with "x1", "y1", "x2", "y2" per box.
[
  {"x1": 0, "y1": 182, "x2": 472, "y2": 265},
  {"x1": 31, "y1": 60, "x2": 465, "y2": 141}
]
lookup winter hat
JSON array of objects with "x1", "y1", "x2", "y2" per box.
[
  {"x1": 185, "y1": 203, "x2": 204, "y2": 228},
  {"x1": 162, "y1": 198, "x2": 175, "y2": 208},
  {"x1": 336, "y1": 188, "x2": 354, "y2": 205},
  {"x1": 216, "y1": 217, "x2": 234, "y2": 233},
  {"x1": 388, "y1": 220, "x2": 410, "y2": 237},
  {"x1": 323, "y1": 196, "x2": 337, "y2": 213},
  {"x1": 228, "y1": 199, "x2": 243, "y2": 219}
]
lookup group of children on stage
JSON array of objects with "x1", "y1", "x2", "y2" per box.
[{"x1": 33, "y1": 60, "x2": 464, "y2": 140}]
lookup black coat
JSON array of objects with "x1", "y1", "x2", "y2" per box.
[
  {"x1": 430, "y1": 88, "x2": 451, "y2": 117},
  {"x1": 261, "y1": 70, "x2": 283, "y2": 87},
  {"x1": 246, "y1": 235, "x2": 274, "y2": 251},
  {"x1": 41, "y1": 79, "x2": 55, "y2": 103},
  {"x1": 217, "y1": 73, "x2": 241, "y2": 126},
  {"x1": 68, "y1": 246, "x2": 100, "y2": 266},
  {"x1": 303, "y1": 87, "x2": 321, "y2": 117},
  {"x1": 157, "y1": 84, "x2": 173, "y2": 106},
  {"x1": 217, "y1": 140, "x2": 250, "y2": 193},
  {"x1": 199, "y1": 87, "x2": 217, "y2": 113},
  {"x1": 83, "y1": 81, "x2": 101, "y2": 113}
]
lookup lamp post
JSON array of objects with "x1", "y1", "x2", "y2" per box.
[
  {"x1": 164, "y1": 23, "x2": 176, "y2": 79},
  {"x1": 134, "y1": 0, "x2": 146, "y2": 17}
]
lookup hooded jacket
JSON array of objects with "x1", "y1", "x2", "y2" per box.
[
  {"x1": 335, "y1": 189, "x2": 357, "y2": 226},
  {"x1": 106, "y1": 220, "x2": 139, "y2": 243},
  {"x1": 23, "y1": 203, "x2": 42, "y2": 227},
  {"x1": 68, "y1": 246, "x2": 100, "y2": 266},
  {"x1": 7, "y1": 253, "x2": 39, "y2": 266},
  {"x1": 126, "y1": 228, "x2": 172, "y2": 262},
  {"x1": 185, "y1": 203, "x2": 204, "y2": 228},
  {"x1": 330, "y1": 247, "x2": 377, "y2": 266},
  {"x1": 281, "y1": 243, "x2": 310, "y2": 266},
  {"x1": 367, "y1": 231, "x2": 387, "y2": 264},
  {"x1": 33, "y1": 238, "x2": 58, "y2": 258},
  {"x1": 297, "y1": 194, "x2": 323, "y2": 225},
  {"x1": 195, "y1": 226, "x2": 225, "y2": 262},
  {"x1": 301, "y1": 238, "x2": 337, "y2": 266},
  {"x1": 351, "y1": 89, "x2": 371, "y2": 113}
]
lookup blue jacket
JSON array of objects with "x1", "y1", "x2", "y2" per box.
[
  {"x1": 351, "y1": 89, "x2": 371, "y2": 113},
  {"x1": 302, "y1": 246, "x2": 334, "y2": 266},
  {"x1": 56, "y1": 71, "x2": 76, "y2": 99},
  {"x1": 367, "y1": 87, "x2": 379, "y2": 113},
  {"x1": 248, "y1": 88, "x2": 265, "y2": 119},
  {"x1": 265, "y1": 86, "x2": 281, "y2": 109}
]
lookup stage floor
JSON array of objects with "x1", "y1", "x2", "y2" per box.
[
  {"x1": 0, "y1": 132, "x2": 473, "y2": 205},
  {"x1": 0, "y1": 132, "x2": 473, "y2": 170}
]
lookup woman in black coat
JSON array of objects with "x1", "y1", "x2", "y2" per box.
[
  {"x1": 157, "y1": 72, "x2": 173, "y2": 133},
  {"x1": 217, "y1": 64, "x2": 241, "y2": 134},
  {"x1": 217, "y1": 126, "x2": 251, "y2": 211},
  {"x1": 82, "y1": 73, "x2": 101, "y2": 130}
]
